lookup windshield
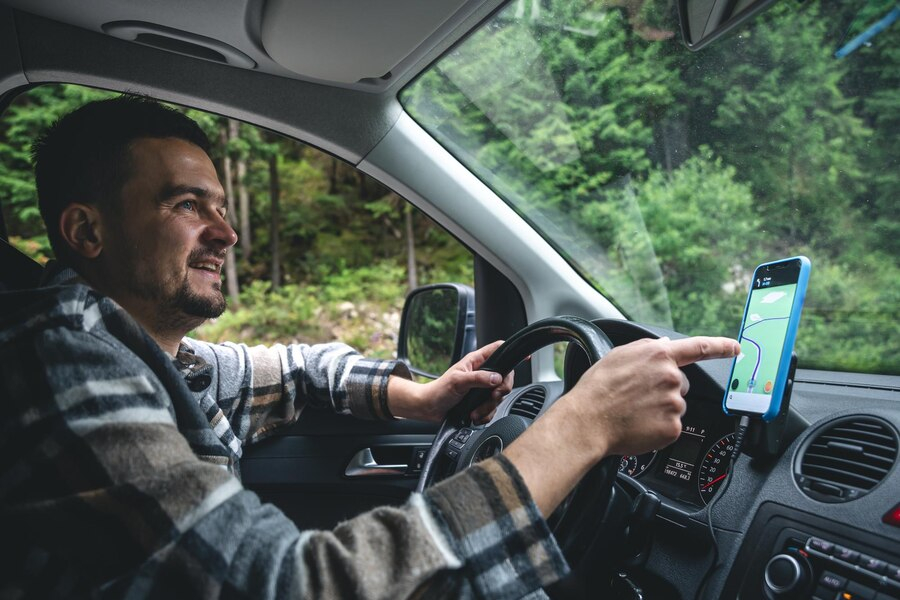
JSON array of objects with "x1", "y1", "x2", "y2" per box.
[{"x1": 401, "y1": 0, "x2": 899, "y2": 375}]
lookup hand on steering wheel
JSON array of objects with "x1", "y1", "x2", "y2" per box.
[{"x1": 415, "y1": 316, "x2": 619, "y2": 572}]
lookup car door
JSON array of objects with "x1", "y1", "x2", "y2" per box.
[{"x1": 241, "y1": 410, "x2": 438, "y2": 530}]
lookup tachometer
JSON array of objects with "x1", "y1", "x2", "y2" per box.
[
  {"x1": 619, "y1": 451, "x2": 657, "y2": 478},
  {"x1": 698, "y1": 434, "x2": 735, "y2": 505}
]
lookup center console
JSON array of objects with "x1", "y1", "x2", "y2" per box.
[{"x1": 723, "y1": 503, "x2": 900, "y2": 600}]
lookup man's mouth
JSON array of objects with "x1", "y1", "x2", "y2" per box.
[
  {"x1": 190, "y1": 261, "x2": 221, "y2": 273},
  {"x1": 188, "y1": 254, "x2": 224, "y2": 277}
]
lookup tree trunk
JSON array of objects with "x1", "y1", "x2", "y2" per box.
[
  {"x1": 269, "y1": 153, "x2": 281, "y2": 291},
  {"x1": 228, "y1": 119, "x2": 252, "y2": 259},
  {"x1": 405, "y1": 202, "x2": 418, "y2": 291},
  {"x1": 329, "y1": 157, "x2": 338, "y2": 194},
  {"x1": 219, "y1": 125, "x2": 240, "y2": 306}
]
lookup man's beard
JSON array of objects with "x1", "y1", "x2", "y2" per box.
[
  {"x1": 121, "y1": 246, "x2": 229, "y2": 331},
  {"x1": 168, "y1": 274, "x2": 227, "y2": 318}
]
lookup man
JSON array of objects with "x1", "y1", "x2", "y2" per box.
[{"x1": 0, "y1": 96, "x2": 740, "y2": 598}]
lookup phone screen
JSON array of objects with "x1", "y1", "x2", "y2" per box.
[{"x1": 724, "y1": 258, "x2": 808, "y2": 418}]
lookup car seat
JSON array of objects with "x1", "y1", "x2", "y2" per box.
[{"x1": 0, "y1": 237, "x2": 44, "y2": 291}]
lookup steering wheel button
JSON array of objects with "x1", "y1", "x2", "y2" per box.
[
  {"x1": 445, "y1": 448, "x2": 460, "y2": 460},
  {"x1": 449, "y1": 439, "x2": 464, "y2": 450},
  {"x1": 820, "y1": 572, "x2": 847, "y2": 590}
]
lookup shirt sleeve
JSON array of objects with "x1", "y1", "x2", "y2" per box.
[
  {"x1": 185, "y1": 339, "x2": 412, "y2": 444},
  {"x1": 1, "y1": 295, "x2": 568, "y2": 598}
]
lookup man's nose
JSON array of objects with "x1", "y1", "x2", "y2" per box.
[{"x1": 203, "y1": 211, "x2": 238, "y2": 248}]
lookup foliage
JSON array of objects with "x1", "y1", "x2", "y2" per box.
[
  {"x1": 401, "y1": 0, "x2": 899, "y2": 374},
  {"x1": 3, "y1": 0, "x2": 898, "y2": 375}
]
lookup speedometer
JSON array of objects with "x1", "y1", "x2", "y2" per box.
[{"x1": 697, "y1": 434, "x2": 735, "y2": 505}]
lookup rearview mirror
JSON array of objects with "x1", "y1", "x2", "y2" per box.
[
  {"x1": 398, "y1": 284, "x2": 476, "y2": 379},
  {"x1": 678, "y1": 0, "x2": 779, "y2": 51}
]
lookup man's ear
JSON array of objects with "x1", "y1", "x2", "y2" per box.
[{"x1": 59, "y1": 203, "x2": 104, "y2": 259}]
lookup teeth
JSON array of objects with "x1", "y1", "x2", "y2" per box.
[{"x1": 192, "y1": 262, "x2": 219, "y2": 272}]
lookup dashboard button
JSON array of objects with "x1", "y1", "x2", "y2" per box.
[
  {"x1": 846, "y1": 580, "x2": 877, "y2": 600},
  {"x1": 834, "y1": 546, "x2": 860, "y2": 563},
  {"x1": 858, "y1": 555, "x2": 887, "y2": 574},
  {"x1": 809, "y1": 537, "x2": 835, "y2": 554},
  {"x1": 884, "y1": 503, "x2": 900, "y2": 528},
  {"x1": 885, "y1": 564, "x2": 900, "y2": 582},
  {"x1": 820, "y1": 571, "x2": 847, "y2": 590}
]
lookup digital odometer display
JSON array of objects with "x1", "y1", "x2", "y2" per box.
[{"x1": 661, "y1": 424, "x2": 707, "y2": 485}]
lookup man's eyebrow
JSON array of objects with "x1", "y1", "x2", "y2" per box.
[{"x1": 161, "y1": 185, "x2": 226, "y2": 206}]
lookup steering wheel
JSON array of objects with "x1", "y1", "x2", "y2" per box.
[{"x1": 415, "y1": 316, "x2": 621, "y2": 573}]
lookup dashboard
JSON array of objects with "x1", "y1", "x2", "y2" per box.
[
  {"x1": 493, "y1": 318, "x2": 900, "y2": 600},
  {"x1": 620, "y1": 418, "x2": 736, "y2": 508}
]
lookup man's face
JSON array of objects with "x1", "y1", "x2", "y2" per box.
[{"x1": 98, "y1": 137, "x2": 237, "y2": 333}]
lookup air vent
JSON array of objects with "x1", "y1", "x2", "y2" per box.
[
  {"x1": 509, "y1": 386, "x2": 546, "y2": 420},
  {"x1": 795, "y1": 417, "x2": 898, "y2": 503}
]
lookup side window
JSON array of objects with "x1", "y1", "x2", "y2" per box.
[{"x1": 0, "y1": 84, "x2": 473, "y2": 358}]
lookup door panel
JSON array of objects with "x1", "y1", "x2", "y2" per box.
[{"x1": 241, "y1": 407, "x2": 437, "y2": 530}]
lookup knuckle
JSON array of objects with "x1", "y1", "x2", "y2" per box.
[
  {"x1": 697, "y1": 339, "x2": 711, "y2": 358},
  {"x1": 661, "y1": 368, "x2": 682, "y2": 387}
]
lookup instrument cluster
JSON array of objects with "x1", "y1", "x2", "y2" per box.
[{"x1": 618, "y1": 415, "x2": 736, "y2": 507}]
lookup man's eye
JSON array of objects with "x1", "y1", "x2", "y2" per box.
[{"x1": 179, "y1": 200, "x2": 196, "y2": 211}]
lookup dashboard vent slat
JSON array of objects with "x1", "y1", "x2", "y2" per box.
[
  {"x1": 795, "y1": 417, "x2": 898, "y2": 504},
  {"x1": 509, "y1": 386, "x2": 546, "y2": 420}
]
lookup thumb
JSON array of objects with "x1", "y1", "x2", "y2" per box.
[{"x1": 456, "y1": 369, "x2": 503, "y2": 391}]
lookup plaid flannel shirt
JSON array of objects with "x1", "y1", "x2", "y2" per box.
[{"x1": 0, "y1": 265, "x2": 568, "y2": 599}]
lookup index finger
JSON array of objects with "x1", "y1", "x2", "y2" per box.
[
  {"x1": 470, "y1": 339, "x2": 505, "y2": 363},
  {"x1": 665, "y1": 336, "x2": 741, "y2": 367}
]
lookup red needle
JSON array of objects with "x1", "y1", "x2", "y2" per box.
[{"x1": 702, "y1": 473, "x2": 728, "y2": 490}]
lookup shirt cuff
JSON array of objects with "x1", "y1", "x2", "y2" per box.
[
  {"x1": 344, "y1": 358, "x2": 411, "y2": 420},
  {"x1": 423, "y1": 454, "x2": 570, "y2": 598}
]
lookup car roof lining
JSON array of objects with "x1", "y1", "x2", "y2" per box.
[
  {"x1": 0, "y1": 0, "x2": 507, "y2": 94},
  {"x1": 6, "y1": 10, "x2": 400, "y2": 164}
]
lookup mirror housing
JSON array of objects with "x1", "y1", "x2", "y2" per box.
[
  {"x1": 398, "y1": 283, "x2": 476, "y2": 379},
  {"x1": 678, "y1": 0, "x2": 779, "y2": 51}
]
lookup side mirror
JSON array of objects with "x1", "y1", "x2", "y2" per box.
[
  {"x1": 398, "y1": 283, "x2": 476, "y2": 379},
  {"x1": 678, "y1": 0, "x2": 778, "y2": 51}
]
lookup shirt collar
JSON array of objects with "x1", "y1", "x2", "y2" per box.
[{"x1": 40, "y1": 260, "x2": 86, "y2": 288}]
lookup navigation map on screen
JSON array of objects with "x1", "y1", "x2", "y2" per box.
[{"x1": 726, "y1": 282, "x2": 797, "y2": 413}]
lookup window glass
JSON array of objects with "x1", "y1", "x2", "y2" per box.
[
  {"x1": 1, "y1": 84, "x2": 472, "y2": 358},
  {"x1": 401, "y1": 0, "x2": 899, "y2": 374}
]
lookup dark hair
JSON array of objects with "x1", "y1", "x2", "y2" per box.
[{"x1": 31, "y1": 94, "x2": 211, "y2": 262}]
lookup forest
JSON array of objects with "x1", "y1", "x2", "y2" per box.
[
  {"x1": 1, "y1": 0, "x2": 897, "y2": 374},
  {"x1": 0, "y1": 85, "x2": 474, "y2": 361}
]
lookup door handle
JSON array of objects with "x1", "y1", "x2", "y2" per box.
[{"x1": 344, "y1": 447, "x2": 408, "y2": 478}]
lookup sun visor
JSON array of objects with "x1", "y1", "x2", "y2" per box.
[{"x1": 261, "y1": 0, "x2": 469, "y2": 84}]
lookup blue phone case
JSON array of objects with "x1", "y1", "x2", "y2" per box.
[{"x1": 723, "y1": 256, "x2": 811, "y2": 421}]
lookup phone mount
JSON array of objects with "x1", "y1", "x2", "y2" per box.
[{"x1": 741, "y1": 353, "x2": 808, "y2": 460}]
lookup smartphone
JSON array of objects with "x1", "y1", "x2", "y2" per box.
[{"x1": 723, "y1": 256, "x2": 811, "y2": 421}]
